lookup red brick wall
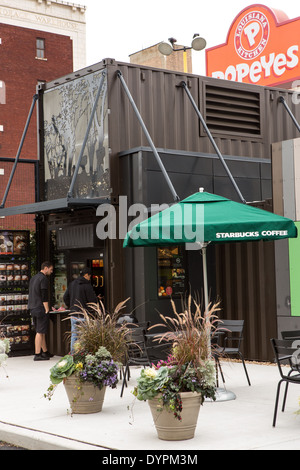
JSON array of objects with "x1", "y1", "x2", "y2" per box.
[
  {"x1": 0, "y1": 23, "x2": 74, "y2": 229},
  {"x1": 0, "y1": 161, "x2": 36, "y2": 230}
]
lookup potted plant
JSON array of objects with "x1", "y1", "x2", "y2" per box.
[
  {"x1": 133, "y1": 297, "x2": 220, "y2": 440},
  {"x1": 45, "y1": 299, "x2": 131, "y2": 414}
]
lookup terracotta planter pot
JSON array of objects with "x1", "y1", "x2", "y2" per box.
[
  {"x1": 63, "y1": 375, "x2": 106, "y2": 414},
  {"x1": 148, "y1": 392, "x2": 202, "y2": 440}
]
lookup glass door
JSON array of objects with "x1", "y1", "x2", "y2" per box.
[{"x1": 89, "y1": 254, "x2": 105, "y2": 300}]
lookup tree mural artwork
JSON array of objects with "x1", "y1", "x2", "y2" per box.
[{"x1": 43, "y1": 70, "x2": 109, "y2": 200}]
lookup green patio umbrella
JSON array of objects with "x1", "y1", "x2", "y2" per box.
[
  {"x1": 124, "y1": 189, "x2": 297, "y2": 401},
  {"x1": 124, "y1": 190, "x2": 297, "y2": 309}
]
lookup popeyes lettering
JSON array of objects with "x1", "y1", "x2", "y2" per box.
[
  {"x1": 206, "y1": 5, "x2": 300, "y2": 87},
  {"x1": 212, "y1": 45, "x2": 299, "y2": 83}
]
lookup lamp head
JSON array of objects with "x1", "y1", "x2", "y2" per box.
[
  {"x1": 191, "y1": 35, "x2": 207, "y2": 51},
  {"x1": 158, "y1": 41, "x2": 173, "y2": 56}
]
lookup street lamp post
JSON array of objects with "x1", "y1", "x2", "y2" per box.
[{"x1": 158, "y1": 35, "x2": 206, "y2": 73}]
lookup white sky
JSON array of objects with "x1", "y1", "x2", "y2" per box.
[{"x1": 80, "y1": 1, "x2": 300, "y2": 75}]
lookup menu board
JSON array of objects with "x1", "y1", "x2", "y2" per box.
[
  {"x1": 0, "y1": 293, "x2": 29, "y2": 319},
  {"x1": 0, "y1": 230, "x2": 32, "y2": 353},
  {"x1": 157, "y1": 246, "x2": 186, "y2": 298},
  {"x1": 0, "y1": 262, "x2": 29, "y2": 289},
  {"x1": 0, "y1": 231, "x2": 29, "y2": 255},
  {"x1": 0, "y1": 323, "x2": 31, "y2": 347}
]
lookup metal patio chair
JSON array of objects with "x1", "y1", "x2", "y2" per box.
[
  {"x1": 214, "y1": 319, "x2": 251, "y2": 386},
  {"x1": 120, "y1": 326, "x2": 170, "y2": 397},
  {"x1": 281, "y1": 330, "x2": 300, "y2": 341},
  {"x1": 270, "y1": 338, "x2": 300, "y2": 427}
]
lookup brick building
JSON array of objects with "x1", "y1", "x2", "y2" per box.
[
  {"x1": 130, "y1": 43, "x2": 193, "y2": 73},
  {"x1": 0, "y1": 22, "x2": 73, "y2": 230}
]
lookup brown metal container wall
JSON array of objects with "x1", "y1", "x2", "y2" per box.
[
  {"x1": 108, "y1": 63, "x2": 273, "y2": 164},
  {"x1": 215, "y1": 240, "x2": 277, "y2": 362},
  {"x1": 42, "y1": 60, "x2": 300, "y2": 164},
  {"x1": 42, "y1": 60, "x2": 300, "y2": 361},
  {"x1": 107, "y1": 64, "x2": 200, "y2": 154},
  {"x1": 105, "y1": 62, "x2": 300, "y2": 362}
]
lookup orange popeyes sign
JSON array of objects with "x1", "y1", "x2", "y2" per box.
[{"x1": 206, "y1": 4, "x2": 300, "y2": 87}]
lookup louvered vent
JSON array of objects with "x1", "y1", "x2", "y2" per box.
[{"x1": 205, "y1": 85, "x2": 261, "y2": 136}]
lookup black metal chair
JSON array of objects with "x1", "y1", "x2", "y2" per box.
[
  {"x1": 281, "y1": 330, "x2": 300, "y2": 341},
  {"x1": 117, "y1": 321, "x2": 151, "y2": 380},
  {"x1": 120, "y1": 327, "x2": 170, "y2": 397},
  {"x1": 280, "y1": 331, "x2": 300, "y2": 377},
  {"x1": 270, "y1": 338, "x2": 300, "y2": 427},
  {"x1": 214, "y1": 319, "x2": 251, "y2": 386}
]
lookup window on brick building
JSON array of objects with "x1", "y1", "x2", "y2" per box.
[
  {"x1": 36, "y1": 38, "x2": 45, "y2": 59},
  {"x1": 0, "y1": 81, "x2": 5, "y2": 104}
]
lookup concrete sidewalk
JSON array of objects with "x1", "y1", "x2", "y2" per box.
[{"x1": 0, "y1": 356, "x2": 300, "y2": 451}]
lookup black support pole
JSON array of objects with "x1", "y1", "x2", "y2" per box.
[
  {"x1": 278, "y1": 96, "x2": 300, "y2": 133},
  {"x1": 117, "y1": 70, "x2": 180, "y2": 203},
  {"x1": 181, "y1": 81, "x2": 247, "y2": 204},
  {"x1": 1, "y1": 94, "x2": 39, "y2": 208}
]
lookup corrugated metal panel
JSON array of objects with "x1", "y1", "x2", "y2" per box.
[
  {"x1": 215, "y1": 201, "x2": 277, "y2": 362},
  {"x1": 108, "y1": 63, "x2": 268, "y2": 162},
  {"x1": 42, "y1": 59, "x2": 300, "y2": 163}
]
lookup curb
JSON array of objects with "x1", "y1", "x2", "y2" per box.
[{"x1": 0, "y1": 422, "x2": 110, "y2": 451}]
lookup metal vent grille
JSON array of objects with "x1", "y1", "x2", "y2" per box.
[
  {"x1": 57, "y1": 224, "x2": 94, "y2": 249},
  {"x1": 205, "y1": 85, "x2": 261, "y2": 136}
]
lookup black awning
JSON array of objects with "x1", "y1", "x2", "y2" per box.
[{"x1": 0, "y1": 197, "x2": 110, "y2": 217}]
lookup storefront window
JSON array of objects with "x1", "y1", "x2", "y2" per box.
[
  {"x1": 43, "y1": 69, "x2": 109, "y2": 200},
  {"x1": 157, "y1": 246, "x2": 187, "y2": 298}
]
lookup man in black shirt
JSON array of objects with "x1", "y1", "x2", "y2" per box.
[
  {"x1": 63, "y1": 267, "x2": 98, "y2": 352},
  {"x1": 28, "y1": 261, "x2": 53, "y2": 361}
]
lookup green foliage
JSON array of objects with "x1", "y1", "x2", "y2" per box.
[
  {"x1": 45, "y1": 347, "x2": 119, "y2": 402},
  {"x1": 49, "y1": 355, "x2": 75, "y2": 385},
  {"x1": 78, "y1": 346, "x2": 118, "y2": 390},
  {"x1": 133, "y1": 366, "x2": 170, "y2": 401}
]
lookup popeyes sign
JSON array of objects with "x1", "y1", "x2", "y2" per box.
[{"x1": 206, "y1": 4, "x2": 300, "y2": 87}]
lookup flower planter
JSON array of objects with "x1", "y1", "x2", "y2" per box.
[
  {"x1": 64, "y1": 375, "x2": 106, "y2": 414},
  {"x1": 148, "y1": 391, "x2": 202, "y2": 440}
]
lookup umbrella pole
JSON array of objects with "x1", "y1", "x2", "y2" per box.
[
  {"x1": 201, "y1": 244, "x2": 237, "y2": 403},
  {"x1": 202, "y1": 244, "x2": 209, "y2": 311}
]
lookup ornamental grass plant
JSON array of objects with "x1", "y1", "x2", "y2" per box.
[
  {"x1": 45, "y1": 298, "x2": 132, "y2": 404},
  {"x1": 71, "y1": 299, "x2": 131, "y2": 363},
  {"x1": 133, "y1": 296, "x2": 221, "y2": 420}
]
